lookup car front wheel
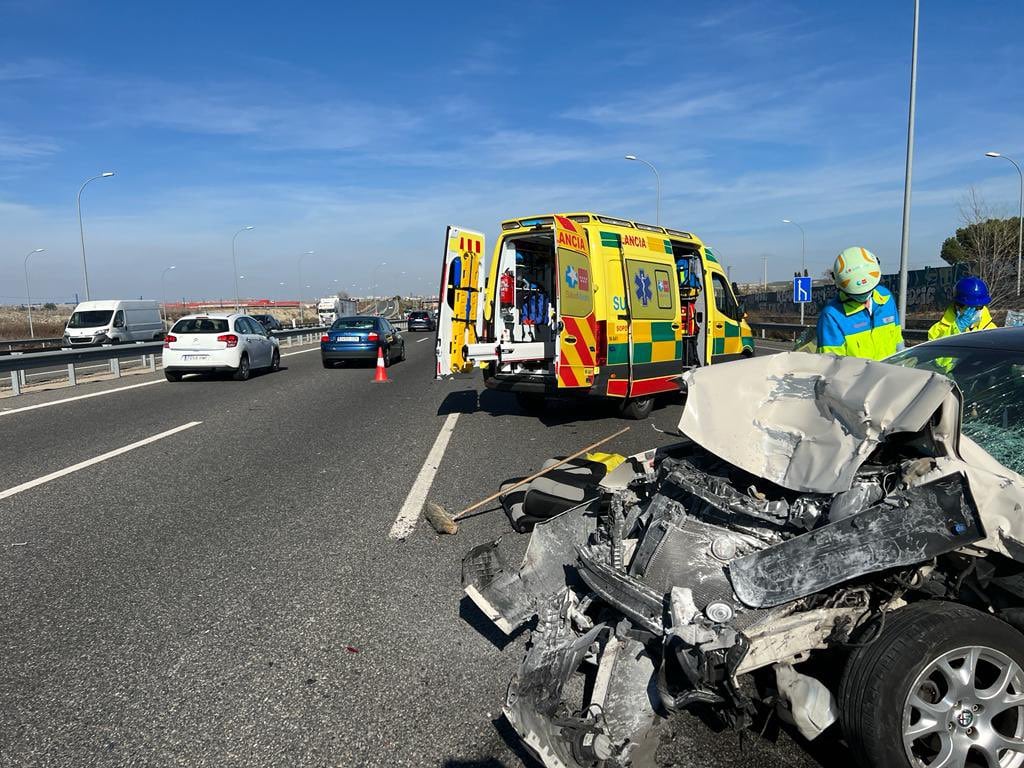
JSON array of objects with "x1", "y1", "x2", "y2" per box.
[{"x1": 840, "y1": 601, "x2": 1024, "y2": 768}]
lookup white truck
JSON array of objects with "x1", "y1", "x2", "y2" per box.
[
  {"x1": 317, "y1": 297, "x2": 342, "y2": 325},
  {"x1": 63, "y1": 300, "x2": 165, "y2": 346},
  {"x1": 317, "y1": 297, "x2": 357, "y2": 325}
]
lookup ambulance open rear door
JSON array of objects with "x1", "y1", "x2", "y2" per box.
[
  {"x1": 553, "y1": 215, "x2": 597, "y2": 389},
  {"x1": 435, "y1": 226, "x2": 486, "y2": 379}
]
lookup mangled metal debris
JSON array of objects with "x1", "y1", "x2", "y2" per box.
[{"x1": 463, "y1": 352, "x2": 1024, "y2": 768}]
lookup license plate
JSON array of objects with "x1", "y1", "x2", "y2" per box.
[
  {"x1": 183, "y1": 354, "x2": 208, "y2": 361},
  {"x1": 336, "y1": 336, "x2": 358, "y2": 342}
]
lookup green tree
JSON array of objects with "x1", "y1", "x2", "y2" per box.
[{"x1": 940, "y1": 188, "x2": 1020, "y2": 307}]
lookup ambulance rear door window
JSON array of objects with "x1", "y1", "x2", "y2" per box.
[{"x1": 655, "y1": 269, "x2": 673, "y2": 310}]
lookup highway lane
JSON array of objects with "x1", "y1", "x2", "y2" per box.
[{"x1": 0, "y1": 336, "x2": 825, "y2": 768}]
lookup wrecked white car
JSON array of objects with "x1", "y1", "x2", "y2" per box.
[{"x1": 463, "y1": 330, "x2": 1024, "y2": 768}]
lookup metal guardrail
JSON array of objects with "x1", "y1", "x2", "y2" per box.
[
  {"x1": 749, "y1": 322, "x2": 929, "y2": 342},
  {"x1": 0, "y1": 323, "x2": 414, "y2": 397},
  {"x1": 0, "y1": 337, "x2": 63, "y2": 355},
  {"x1": 0, "y1": 326, "x2": 332, "y2": 397}
]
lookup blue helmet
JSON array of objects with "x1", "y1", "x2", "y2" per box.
[{"x1": 953, "y1": 276, "x2": 991, "y2": 307}]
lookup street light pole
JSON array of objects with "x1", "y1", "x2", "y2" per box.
[
  {"x1": 897, "y1": 0, "x2": 920, "y2": 324},
  {"x1": 762, "y1": 256, "x2": 768, "y2": 291},
  {"x1": 297, "y1": 250, "x2": 314, "y2": 324},
  {"x1": 23, "y1": 248, "x2": 45, "y2": 338},
  {"x1": 782, "y1": 219, "x2": 807, "y2": 325},
  {"x1": 160, "y1": 265, "x2": 176, "y2": 325},
  {"x1": 231, "y1": 225, "x2": 255, "y2": 312},
  {"x1": 625, "y1": 155, "x2": 661, "y2": 225},
  {"x1": 985, "y1": 152, "x2": 1024, "y2": 296},
  {"x1": 77, "y1": 171, "x2": 115, "y2": 301}
]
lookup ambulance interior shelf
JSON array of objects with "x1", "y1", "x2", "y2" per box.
[
  {"x1": 674, "y1": 248, "x2": 703, "y2": 339},
  {"x1": 495, "y1": 235, "x2": 557, "y2": 372}
]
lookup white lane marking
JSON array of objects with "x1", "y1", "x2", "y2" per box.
[
  {"x1": 389, "y1": 412, "x2": 460, "y2": 540},
  {"x1": 416, "y1": 337, "x2": 431, "y2": 343},
  {"x1": 0, "y1": 379, "x2": 165, "y2": 417},
  {"x1": 281, "y1": 346, "x2": 320, "y2": 357},
  {"x1": 0, "y1": 421, "x2": 202, "y2": 501},
  {"x1": 1, "y1": 343, "x2": 323, "y2": 415}
]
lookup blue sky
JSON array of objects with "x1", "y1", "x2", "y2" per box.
[{"x1": 1, "y1": 0, "x2": 1023, "y2": 303}]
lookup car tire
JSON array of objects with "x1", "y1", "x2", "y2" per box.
[
  {"x1": 165, "y1": 370, "x2": 182, "y2": 382},
  {"x1": 619, "y1": 396, "x2": 654, "y2": 420},
  {"x1": 270, "y1": 349, "x2": 280, "y2": 372},
  {"x1": 233, "y1": 353, "x2": 251, "y2": 381},
  {"x1": 839, "y1": 601, "x2": 1024, "y2": 768},
  {"x1": 322, "y1": 359, "x2": 333, "y2": 369},
  {"x1": 383, "y1": 347, "x2": 392, "y2": 367}
]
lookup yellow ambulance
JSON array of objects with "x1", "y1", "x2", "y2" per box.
[{"x1": 435, "y1": 212, "x2": 753, "y2": 418}]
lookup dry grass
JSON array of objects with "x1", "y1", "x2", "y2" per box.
[{"x1": 0, "y1": 306, "x2": 69, "y2": 340}]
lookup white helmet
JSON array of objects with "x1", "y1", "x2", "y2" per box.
[{"x1": 833, "y1": 247, "x2": 881, "y2": 301}]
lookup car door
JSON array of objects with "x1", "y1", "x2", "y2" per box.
[
  {"x1": 709, "y1": 273, "x2": 744, "y2": 363},
  {"x1": 112, "y1": 309, "x2": 127, "y2": 341},
  {"x1": 252, "y1": 317, "x2": 273, "y2": 365},
  {"x1": 435, "y1": 225, "x2": 486, "y2": 377},
  {"x1": 553, "y1": 215, "x2": 597, "y2": 389},
  {"x1": 380, "y1": 319, "x2": 395, "y2": 355},
  {"x1": 238, "y1": 317, "x2": 266, "y2": 366},
  {"x1": 388, "y1": 319, "x2": 404, "y2": 356},
  {"x1": 250, "y1": 317, "x2": 273, "y2": 365}
]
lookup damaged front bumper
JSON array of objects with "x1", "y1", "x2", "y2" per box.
[
  {"x1": 463, "y1": 354, "x2": 1024, "y2": 767},
  {"x1": 503, "y1": 590, "x2": 659, "y2": 768}
]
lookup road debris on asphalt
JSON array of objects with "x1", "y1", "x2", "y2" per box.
[{"x1": 460, "y1": 352, "x2": 1024, "y2": 768}]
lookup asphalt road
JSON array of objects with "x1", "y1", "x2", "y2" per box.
[{"x1": 0, "y1": 335, "x2": 826, "y2": 768}]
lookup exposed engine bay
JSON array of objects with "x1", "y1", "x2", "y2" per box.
[{"x1": 461, "y1": 353, "x2": 1024, "y2": 768}]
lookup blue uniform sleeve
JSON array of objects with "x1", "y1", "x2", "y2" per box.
[{"x1": 816, "y1": 308, "x2": 846, "y2": 353}]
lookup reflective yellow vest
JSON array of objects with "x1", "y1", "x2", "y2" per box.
[
  {"x1": 817, "y1": 286, "x2": 903, "y2": 360},
  {"x1": 927, "y1": 305, "x2": 996, "y2": 340}
]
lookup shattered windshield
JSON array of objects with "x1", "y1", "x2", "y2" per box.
[{"x1": 887, "y1": 345, "x2": 1024, "y2": 474}]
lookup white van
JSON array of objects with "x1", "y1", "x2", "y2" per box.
[{"x1": 64, "y1": 300, "x2": 165, "y2": 346}]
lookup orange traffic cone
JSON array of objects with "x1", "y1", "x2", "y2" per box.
[{"x1": 372, "y1": 345, "x2": 390, "y2": 383}]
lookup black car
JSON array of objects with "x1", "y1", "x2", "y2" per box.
[
  {"x1": 250, "y1": 313, "x2": 283, "y2": 332},
  {"x1": 407, "y1": 310, "x2": 435, "y2": 332}
]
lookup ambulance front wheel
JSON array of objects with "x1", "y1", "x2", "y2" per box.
[{"x1": 619, "y1": 396, "x2": 654, "y2": 420}]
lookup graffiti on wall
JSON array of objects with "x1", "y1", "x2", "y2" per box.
[{"x1": 742, "y1": 264, "x2": 968, "y2": 317}]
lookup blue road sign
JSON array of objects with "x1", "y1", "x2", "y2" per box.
[{"x1": 793, "y1": 276, "x2": 812, "y2": 303}]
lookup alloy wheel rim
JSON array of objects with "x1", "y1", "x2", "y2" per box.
[{"x1": 903, "y1": 645, "x2": 1024, "y2": 768}]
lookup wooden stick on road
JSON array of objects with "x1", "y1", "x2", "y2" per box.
[{"x1": 422, "y1": 426, "x2": 630, "y2": 535}]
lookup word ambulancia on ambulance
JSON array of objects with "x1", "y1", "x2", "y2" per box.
[{"x1": 434, "y1": 213, "x2": 753, "y2": 419}]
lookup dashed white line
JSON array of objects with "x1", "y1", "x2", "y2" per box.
[
  {"x1": 0, "y1": 378, "x2": 165, "y2": 417},
  {"x1": 388, "y1": 412, "x2": 460, "y2": 540},
  {"x1": 281, "y1": 346, "x2": 321, "y2": 357},
  {"x1": 0, "y1": 421, "x2": 202, "y2": 501},
  {"x1": 416, "y1": 337, "x2": 431, "y2": 343},
  {"x1": 1, "y1": 343, "x2": 323, "y2": 416}
]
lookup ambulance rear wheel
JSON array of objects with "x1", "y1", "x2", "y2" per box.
[
  {"x1": 516, "y1": 392, "x2": 545, "y2": 414},
  {"x1": 620, "y1": 396, "x2": 654, "y2": 420}
]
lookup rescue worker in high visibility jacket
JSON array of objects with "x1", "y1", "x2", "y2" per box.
[
  {"x1": 817, "y1": 246, "x2": 904, "y2": 360},
  {"x1": 927, "y1": 276, "x2": 997, "y2": 340}
]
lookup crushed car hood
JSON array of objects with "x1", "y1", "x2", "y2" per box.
[{"x1": 680, "y1": 352, "x2": 959, "y2": 494}]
